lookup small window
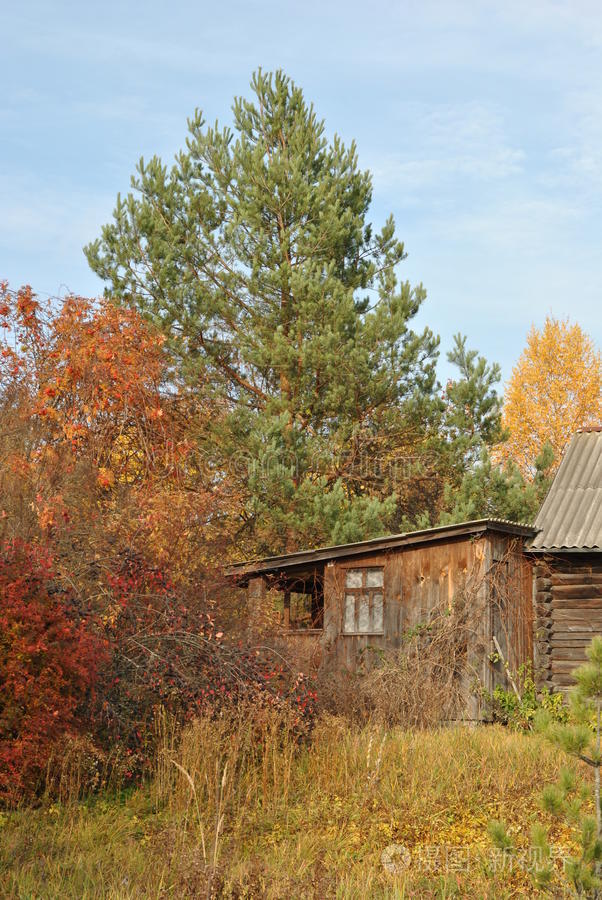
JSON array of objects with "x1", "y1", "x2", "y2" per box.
[
  {"x1": 278, "y1": 582, "x2": 324, "y2": 631},
  {"x1": 289, "y1": 590, "x2": 323, "y2": 629},
  {"x1": 343, "y1": 567, "x2": 384, "y2": 634}
]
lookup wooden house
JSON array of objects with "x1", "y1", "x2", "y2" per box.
[
  {"x1": 528, "y1": 427, "x2": 602, "y2": 692},
  {"x1": 230, "y1": 519, "x2": 535, "y2": 721},
  {"x1": 230, "y1": 428, "x2": 602, "y2": 713}
]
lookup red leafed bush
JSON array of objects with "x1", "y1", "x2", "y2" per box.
[
  {"x1": 94, "y1": 555, "x2": 318, "y2": 785},
  {"x1": 0, "y1": 540, "x2": 104, "y2": 805}
]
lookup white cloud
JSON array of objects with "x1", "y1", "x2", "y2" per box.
[
  {"x1": 368, "y1": 101, "x2": 524, "y2": 195},
  {"x1": 434, "y1": 196, "x2": 581, "y2": 250}
]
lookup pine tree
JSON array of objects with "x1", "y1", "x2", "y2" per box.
[
  {"x1": 85, "y1": 70, "x2": 439, "y2": 552},
  {"x1": 443, "y1": 332, "x2": 505, "y2": 467},
  {"x1": 490, "y1": 637, "x2": 602, "y2": 896},
  {"x1": 439, "y1": 443, "x2": 554, "y2": 525},
  {"x1": 437, "y1": 334, "x2": 553, "y2": 524}
]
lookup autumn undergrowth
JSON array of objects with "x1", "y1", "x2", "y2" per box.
[{"x1": 0, "y1": 716, "x2": 586, "y2": 899}]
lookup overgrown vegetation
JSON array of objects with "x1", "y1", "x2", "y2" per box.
[
  {"x1": 319, "y1": 578, "x2": 489, "y2": 729},
  {"x1": 490, "y1": 637, "x2": 602, "y2": 897},
  {"x1": 488, "y1": 669, "x2": 568, "y2": 731},
  {"x1": 1, "y1": 67, "x2": 601, "y2": 896},
  {"x1": 0, "y1": 716, "x2": 587, "y2": 898}
]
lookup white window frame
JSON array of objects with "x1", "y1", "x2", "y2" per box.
[{"x1": 342, "y1": 566, "x2": 385, "y2": 635}]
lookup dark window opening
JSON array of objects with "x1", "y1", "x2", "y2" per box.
[{"x1": 277, "y1": 571, "x2": 324, "y2": 630}]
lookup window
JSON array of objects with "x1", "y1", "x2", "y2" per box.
[
  {"x1": 343, "y1": 567, "x2": 384, "y2": 634},
  {"x1": 287, "y1": 590, "x2": 323, "y2": 630},
  {"x1": 277, "y1": 575, "x2": 324, "y2": 631}
]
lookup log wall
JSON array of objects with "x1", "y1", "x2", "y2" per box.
[{"x1": 533, "y1": 555, "x2": 602, "y2": 691}]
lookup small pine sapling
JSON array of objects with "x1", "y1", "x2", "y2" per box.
[{"x1": 489, "y1": 636, "x2": 602, "y2": 896}]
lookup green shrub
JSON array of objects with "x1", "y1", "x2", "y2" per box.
[{"x1": 488, "y1": 666, "x2": 568, "y2": 730}]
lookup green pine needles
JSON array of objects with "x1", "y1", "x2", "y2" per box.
[
  {"x1": 85, "y1": 69, "x2": 439, "y2": 552},
  {"x1": 489, "y1": 636, "x2": 602, "y2": 897},
  {"x1": 85, "y1": 68, "x2": 551, "y2": 551}
]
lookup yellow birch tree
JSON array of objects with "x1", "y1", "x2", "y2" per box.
[{"x1": 501, "y1": 316, "x2": 601, "y2": 477}]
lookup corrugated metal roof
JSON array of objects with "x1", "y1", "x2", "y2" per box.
[
  {"x1": 530, "y1": 427, "x2": 602, "y2": 551},
  {"x1": 228, "y1": 518, "x2": 536, "y2": 579}
]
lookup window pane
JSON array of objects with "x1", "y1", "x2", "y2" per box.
[
  {"x1": 365, "y1": 568, "x2": 384, "y2": 588},
  {"x1": 358, "y1": 595, "x2": 370, "y2": 632},
  {"x1": 345, "y1": 569, "x2": 363, "y2": 589},
  {"x1": 372, "y1": 593, "x2": 383, "y2": 632},
  {"x1": 343, "y1": 594, "x2": 356, "y2": 633}
]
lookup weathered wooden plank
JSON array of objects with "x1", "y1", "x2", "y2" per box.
[
  {"x1": 552, "y1": 597, "x2": 602, "y2": 606},
  {"x1": 552, "y1": 624, "x2": 602, "y2": 633},
  {"x1": 552, "y1": 609, "x2": 602, "y2": 621},
  {"x1": 552, "y1": 599, "x2": 602, "y2": 609},
  {"x1": 550, "y1": 639, "x2": 593, "y2": 648},
  {"x1": 551, "y1": 676, "x2": 576, "y2": 688},
  {"x1": 550, "y1": 566, "x2": 602, "y2": 577},
  {"x1": 552, "y1": 574, "x2": 602, "y2": 586},
  {"x1": 553, "y1": 600, "x2": 602, "y2": 609},
  {"x1": 551, "y1": 626, "x2": 602, "y2": 635},
  {"x1": 552, "y1": 585, "x2": 602, "y2": 600},
  {"x1": 551, "y1": 629, "x2": 599, "y2": 638},
  {"x1": 551, "y1": 661, "x2": 582, "y2": 673},
  {"x1": 550, "y1": 648, "x2": 587, "y2": 660},
  {"x1": 541, "y1": 631, "x2": 595, "y2": 644}
]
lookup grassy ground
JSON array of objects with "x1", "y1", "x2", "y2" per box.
[{"x1": 0, "y1": 716, "x2": 586, "y2": 898}]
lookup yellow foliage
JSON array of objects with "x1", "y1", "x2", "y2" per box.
[{"x1": 501, "y1": 316, "x2": 601, "y2": 477}]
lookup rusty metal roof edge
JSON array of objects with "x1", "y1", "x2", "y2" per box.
[{"x1": 227, "y1": 518, "x2": 536, "y2": 578}]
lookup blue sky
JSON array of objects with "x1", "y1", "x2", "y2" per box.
[{"x1": 2, "y1": 0, "x2": 601, "y2": 384}]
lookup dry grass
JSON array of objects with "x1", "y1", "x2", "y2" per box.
[{"x1": 0, "y1": 710, "x2": 586, "y2": 898}]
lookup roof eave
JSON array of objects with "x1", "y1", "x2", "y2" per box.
[{"x1": 227, "y1": 518, "x2": 536, "y2": 580}]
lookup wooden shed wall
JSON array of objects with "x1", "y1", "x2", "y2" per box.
[
  {"x1": 323, "y1": 536, "x2": 476, "y2": 666},
  {"x1": 247, "y1": 530, "x2": 534, "y2": 720},
  {"x1": 534, "y1": 555, "x2": 602, "y2": 691},
  {"x1": 488, "y1": 534, "x2": 533, "y2": 693},
  {"x1": 322, "y1": 533, "x2": 532, "y2": 719}
]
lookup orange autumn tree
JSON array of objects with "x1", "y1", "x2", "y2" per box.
[
  {"x1": 0, "y1": 285, "x2": 316, "y2": 800},
  {"x1": 0, "y1": 283, "x2": 238, "y2": 594},
  {"x1": 500, "y1": 316, "x2": 602, "y2": 477},
  {"x1": 0, "y1": 284, "x2": 245, "y2": 796}
]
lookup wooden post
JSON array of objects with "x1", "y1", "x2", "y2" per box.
[
  {"x1": 247, "y1": 576, "x2": 266, "y2": 637},
  {"x1": 310, "y1": 570, "x2": 323, "y2": 627},
  {"x1": 283, "y1": 589, "x2": 291, "y2": 628}
]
